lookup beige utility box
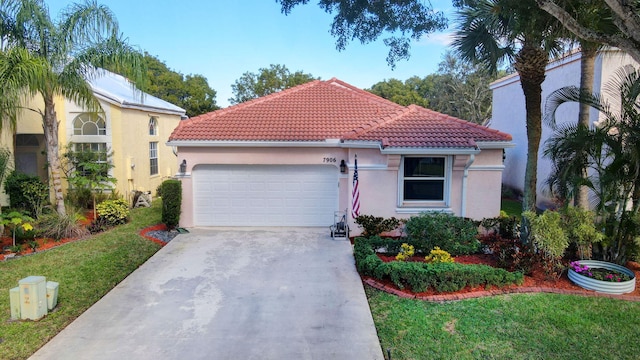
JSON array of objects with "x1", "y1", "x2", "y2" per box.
[
  {"x1": 18, "y1": 276, "x2": 47, "y2": 320},
  {"x1": 46, "y1": 281, "x2": 59, "y2": 310},
  {"x1": 9, "y1": 287, "x2": 20, "y2": 320}
]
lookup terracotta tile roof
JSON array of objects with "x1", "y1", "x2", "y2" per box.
[
  {"x1": 169, "y1": 78, "x2": 511, "y2": 148},
  {"x1": 343, "y1": 105, "x2": 512, "y2": 148}
]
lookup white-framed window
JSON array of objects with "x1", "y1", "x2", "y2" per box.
[
  {"x1": 73, "y1": 113, "x2": 106, "y2": 135},
  {"x1": 73, "y1": 142, "x2": 108, "y2": 176},
  {"x1": 149, "y1": 116, "x2": 158, "y2": 136},
  {"x1": 150, "y1": 142, "x2": 158, "y2": 176},
  {"x1": 400, "y1": 156, "x2": 449, "y2": 203}
]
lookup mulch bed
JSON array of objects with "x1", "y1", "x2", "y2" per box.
[
  {"x1": 1, "y1": 221, "x2": 170, "y2": 261},
  {"x1": 365, "y1": 254, "x2": 640, "y2": 302}
]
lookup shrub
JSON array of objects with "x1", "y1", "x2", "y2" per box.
[
  {"x1": 354, "y1": 237, "x2": 523, "y2": 293},
  {"x1": 66, "y1": 187, "x2": 93, "y2": 209},
  {"x1": 0, "y1": 210, "x2": 34, "y2": 246},
  {"x1": 36, "y1": 207, "x2": 89, "y2": 240},
  {"x1": 395, "y1": 243, "x2": 415, "y2": 261},
  {"x1": 96, "y1": 199, "x2": 130, "y2": 226},
  {"x1": 524, "y1": 210, "x2": 568, "y2": 278},
  {"x1": 355, "y1": 215, "x2": 401, "y2": 237},
  {"x1": 87, "y1": 216, "x2": 110, "y2": 234},
  {"x1": 404, "y1": 212, "x2": 480, "y2": 255},
  {"x1": 480, "y1": 233, "x2": 538, "y2": 275},
  {"x1": 161, "y1": 180, "x2": 182, "y2": 229},
  {"x1": 481, "y1": 213, "x2": 520, "y2": 240},
  {"x1": 425, "y1": 247, "x2": 454, "y2": 263},
  {"x1": 5, "y1": 171, "x2": 49, "y2": 217},
  {"x1": 561, "y1": 207, "x2": 604, "y2": 259},
  {"x1": 5, "y1": 171, "x2": 31, "y2": 208}
]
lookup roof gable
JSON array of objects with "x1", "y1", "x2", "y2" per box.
[{"x1": 169, "y1": 78, "x2": 511, "y2": 149}]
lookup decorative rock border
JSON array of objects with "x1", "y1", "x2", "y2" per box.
[
  {"x1": 139, "y1": 224, "x2": 169, "y2": 247},
  {"x1": 363, "y1": 277, "x2": 640, "y2": 303}
]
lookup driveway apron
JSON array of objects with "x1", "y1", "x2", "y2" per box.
[{"x1": 29, "y1": 228, "x2": 384, "y2": 360}]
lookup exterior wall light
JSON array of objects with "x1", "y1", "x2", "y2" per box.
[
  {"x1": 179, "y1": 159, "x2": 187, "y2": 173},
  {"x1": 339, "y1": 159, "x2": 347, "y2": 174}
]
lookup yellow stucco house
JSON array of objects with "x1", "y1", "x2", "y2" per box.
[{"x1": 1, "y1": 70, "x2": 186, "y2": 206}]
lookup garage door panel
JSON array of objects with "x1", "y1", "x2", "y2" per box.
[{"x1": 193, "y1": 165, "x2": 338, "y2": 226}]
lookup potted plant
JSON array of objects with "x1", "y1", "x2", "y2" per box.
[{"x1": 568, "y1": 260, "x2": 636, "y2": 294}]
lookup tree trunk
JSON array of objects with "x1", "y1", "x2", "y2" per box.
[
  {"x1": 576, "y1": 45, "x2": 597, "y2": 209},
  {"x1": 43, "y1": 95, "x2": 66, "y2": 216},
  {"x1": 514, "y1": 44, "x2": 548, "y2": 243}
]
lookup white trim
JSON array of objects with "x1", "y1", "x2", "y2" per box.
[
  {"x1": 397, "y1": 155, "x2": 451, "y2": 207},
  {"x1": 468, "y1": 165, "x2": 506, "y2": 171},
  {"x1": 381, "y1": 147, "x2": 480, "y2": 155},
  {"x1": 348, "y1": 164, "x2": 387, "y2": 170},
  {"x1": 395, "y1": 207, "x2": 453, "y2": 214},
  {"x1": 167, "y1": 140, "x2": 344, "y2": 148},
  {"x1": 476, "y1": 141, "x2": 515, "y2": 149},
  {"x1": 168, "y1": 139, "x2": 486, "y2": 155}
]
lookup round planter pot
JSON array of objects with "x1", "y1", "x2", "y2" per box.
[{"x1": 568, "y1": 260, "x2": 636, "y2": 295}]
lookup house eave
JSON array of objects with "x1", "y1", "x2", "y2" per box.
[
  {"x1": 476, "y1": 141, "x2": 515, "y2": 149},
  {"x1": 166, "y1": 139, "x2": 343, "y2": 148},
  {"x1": 380, "y1": 147, "x2": 481, "y2": 155},
  {"x1": 167, "y1": 139, "x2": 506, "y2": 154}
]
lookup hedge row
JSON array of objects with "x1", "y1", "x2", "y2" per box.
[{"x1": 354, "y1": 237, "x2": 524, "y2": 293}]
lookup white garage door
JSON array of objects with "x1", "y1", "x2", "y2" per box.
[{"x1": 193, "y1": 165, "x2": 338, "y2": 226}]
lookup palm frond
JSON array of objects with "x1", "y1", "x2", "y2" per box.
[
  {"x1": 58, "y1": 0, "x2": 118, "y2": 47},
  {"x1": 543, "y1": 85, "x2": 610, "y2": 129}
]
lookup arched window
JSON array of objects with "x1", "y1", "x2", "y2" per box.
[
  {"x1": 149, "y1": 116, "x2": 158, "y2": 136},
  {"x1": 73, "y1": 113, "x2": 106, "y2": 135}
]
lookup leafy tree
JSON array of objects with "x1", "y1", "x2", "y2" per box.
[
  {"x1": 367, "y1": 77, "x2": 430, "y2": 108},
  {"x1": 428, "y1": 52, "x2": 500, "y2": 125},
  {"x1": 368, "y1": 52, "x2": 500, "y2": 124},
  {"x1": 453, "y1": 0, "x2": 564, "y2": 243},
  {"x1": 229, "y1": 64, "x2": 317, "y2": 104},
  {"x1": 0, "y1": 0, "x2": 146, "y2": 216},
  {"x1": 543, "y1": 66, "x2": 640, "y2": 264},
  {"x1": 537, "y1": 0, "x2": 640, "y2": 64},
  {"x1": 276, "y1": 0, "x2": 447, "y2": 66},
  {"x1": 128, "y1": 53, "x2": 218, "y2": 117}
]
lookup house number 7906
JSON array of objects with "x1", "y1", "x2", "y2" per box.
[{"x1": 323, "y1": 157, "x2": 337, "y2": 163}]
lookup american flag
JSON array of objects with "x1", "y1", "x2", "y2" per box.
[{"x1": 352, "y1": 154, "x2": 360, "y2": 218}]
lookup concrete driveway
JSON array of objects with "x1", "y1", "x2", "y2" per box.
[{"x1": 29, "y1": 228, "x2": 384, "y2": 360}]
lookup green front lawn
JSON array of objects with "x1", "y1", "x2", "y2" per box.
[
  {"x1": 0, "y1": 202, "x2": 163, "y2": 360},
  {"x1": 367, "y1": 286, "x2": 640, "y2": 360}
]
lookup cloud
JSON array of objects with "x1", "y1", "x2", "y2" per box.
[{"x1": 416, "y1": 31, "x2": 455, "y2": 47}]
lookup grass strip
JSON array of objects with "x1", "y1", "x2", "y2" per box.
[{"x1": 0, "y1": 202, "x2": 162, "y2": 360}]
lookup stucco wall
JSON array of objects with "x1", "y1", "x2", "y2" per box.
[
  {"x1": 106, "y1": 104, "x2": 180, "y2": 198},
  {"x1": 490, "y1": 50, "x2": 638, "y2": 208},
  {"x1": 178, "y1": 146, "x2": 505, "y2": 231}
]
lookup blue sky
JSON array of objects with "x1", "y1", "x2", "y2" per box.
[{"x1": 45, "y1": 0, "x2": 456, "y2": 108}]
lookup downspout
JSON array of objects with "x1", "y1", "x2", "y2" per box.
[{"x1": 461, "y1": 154, "x2": 475, "y2": 218}]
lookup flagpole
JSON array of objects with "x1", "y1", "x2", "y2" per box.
[{"x1": 351, "y1": 154, "x2": 360, "y2": 219}]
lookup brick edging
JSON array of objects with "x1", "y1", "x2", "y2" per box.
[{"x1": 362, "y1": 277, "x2": 640, "y2": 302}]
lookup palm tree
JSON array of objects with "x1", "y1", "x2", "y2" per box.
[
  {"x1": 544, "y1": 66, "x2": 640, "y2": 264},
  {"x1": 453, "y1": 0, "x2": 563, "y2": 242},
  {"x1": 0, "y1": 0, "x2": 145, "y2": 215}
]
